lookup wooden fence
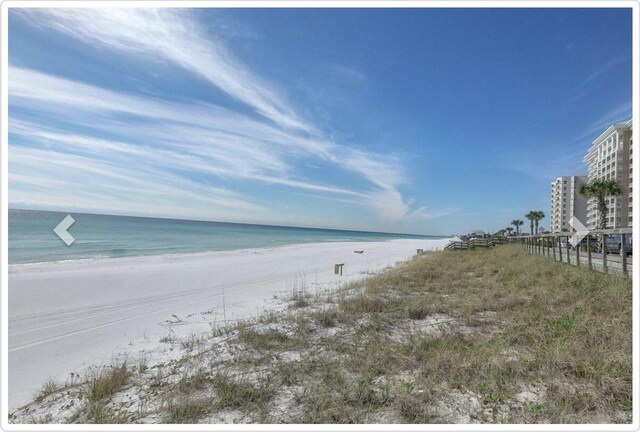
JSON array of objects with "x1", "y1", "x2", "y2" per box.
[
  {"x1": 444, "y1": 237, "x2": 499, "y2": 251},
  {"x1": 506, "y1": 228, "x2": 632, "y2": 276}
]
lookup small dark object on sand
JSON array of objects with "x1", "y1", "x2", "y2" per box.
[{"x1": 354, "y1": 250, "x2": 364, "y2": 254}]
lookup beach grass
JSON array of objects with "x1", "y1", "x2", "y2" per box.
[
  {"x1": 34, "y1": 379, "x2": 62, "y2": 403},
  {"x1": 12, "y1": 245, "x2": 632, "y2": 424}
]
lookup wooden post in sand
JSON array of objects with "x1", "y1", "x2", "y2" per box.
[
  {"x1": 601, "y1": 234, "x2": 608, "y2": 273},
  {"x1": 417, "y1": 249, "x2": 423, "y2": 255},
  {"x1": 622, "y1": 233, "x2": 627, "y2": 275},
  {"x1": 334, "y1": 263, "x2": 344, "y2": 276},
  {"x1": 558, "y1": 237, "x2": 563, "y2": 263},
  {"x1": 587, "y1": 234, "x2": 592, "y2": 270},
  {"x1": 547, "y1": 237, "x2": 551, "y2": 256}
]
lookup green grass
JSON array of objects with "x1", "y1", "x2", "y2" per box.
[
  {"x1": 211, "y1": 372, "x2": 276, "y2": 410},
  {"x1": 166, "y1": 397, "x2": 210, "y2": 423},
  {"x1": 85, "y1": 363, "x2": 130, "y2": 403},
  {"x1": 34, "y1": 378, "x2": 62, "y2": 403},
  {"x1": 237, "y1": 325, "x2": 294, "y2": 351}
]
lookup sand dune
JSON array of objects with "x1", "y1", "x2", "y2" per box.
[{"x1": 8, "y1": 238, "x2": 452, "y2": 409}]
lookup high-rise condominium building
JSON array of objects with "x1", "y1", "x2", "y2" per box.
[
  {"x1": 583, "y1": 119, "x2": 633, "y2": 229},
  {"x1": 550, "y1": 175, "x2": 589, "y2": 232}
]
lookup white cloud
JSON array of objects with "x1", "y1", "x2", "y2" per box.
[
  {"x1": 9, "y1": 8, "x2": 438, "y2": 226},
  {"x1": 405, "y1": 206, "x2": 462, "y2": 220},
  {"x1": 331, "y1": 64, "x2": 366, "y2": 82},
  {"x1": 9, "y1": 145, "x2": 262, "y2": 213},
  {"x1": 15, "y1": 8, "x2": 311, "y2": 133},
  {"x1": 582, "y1": 51, "x2": 630, "y2": 86}
]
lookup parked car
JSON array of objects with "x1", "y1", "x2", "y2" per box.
[{"x1": 602, "y1": 234, "x2": 632, "y2": 255}]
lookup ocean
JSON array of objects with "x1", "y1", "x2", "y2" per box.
[{"x1": 8, "y1": 209, "x2": 441, "y2": 264}]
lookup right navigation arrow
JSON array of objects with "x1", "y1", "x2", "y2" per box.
[{"x1": 568, "y1": 216, "x2": 589, "y2": 247}]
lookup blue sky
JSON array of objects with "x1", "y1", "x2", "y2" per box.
[{"x1": 7, "y1": 7, "x2": 632, "y2": 235}]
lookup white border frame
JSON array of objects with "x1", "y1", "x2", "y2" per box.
[{"x1": 0, "y1": 1, "x2": 638, "y2": 431}]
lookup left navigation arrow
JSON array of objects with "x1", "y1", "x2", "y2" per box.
[{"x1": 53, "y1": 215, "x2": 76, "y2": 246}]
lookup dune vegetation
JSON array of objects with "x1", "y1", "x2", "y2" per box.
[{"x1": 11, "y1": 245, "x2": 632, "y2": 424}]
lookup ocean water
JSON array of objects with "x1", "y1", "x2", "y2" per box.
[{"x1": 8, "y1": 209, "x2": 442, "y2": 264}]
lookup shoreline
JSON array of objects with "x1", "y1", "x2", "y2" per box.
[
  {"x1": 9, "y1": 237, "x2": 454, "y2": 410},
  {"x1": 8, "y1": 237, "x2": 450, "y2": 268}
]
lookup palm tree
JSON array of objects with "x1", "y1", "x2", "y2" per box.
[
  {"x1": 511, "y1": 219, "x2": 523, "y2": 235},
  {"x1": 525, "y1": 211, "x2": 536, "y2": 235},
  {"x1": 579, "y1": 180, "x2": 623, "y2": 229},
  {"x1": 533, "y1": 211, "x2": 545, "y2": 234},
  {"x1": 505, "y1": 227, "x2": 514, "y2": 236}
]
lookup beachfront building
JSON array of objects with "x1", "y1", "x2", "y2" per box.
[
  {"x1": 550, "y1": 175, "x2": 589, "y2": 232},
  {"x1": 583, "y1": 119, "x2": 633, "y2": 229}
]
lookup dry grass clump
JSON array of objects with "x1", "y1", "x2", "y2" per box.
[
  {"x1": 312, "y1": 307, "x2": 340, "y2": 327},
  {"x1": 289, "y1": 291, "x2": 311, "y2": 309},
  {"x1": 166, "y1": 397, "x2": 210, "y2": 423},
  {"x1": 34, "y1": 378, "x2": 62, "y2": 403},
  {"x1": 160, "y1": 369, "x2": 276, "y2": 423},
  {"x1": 177, "y1": 369, "x2": 210, "y2": 394},
  {"x1": 237, "y1": 325, "x2": 295, "y2": 351},
  {"x1": 211, "y1": 372, "x2": 276, "y2": 410},
  {"x1": 85, "y1": 363, "x2": 130, "y2": 403},
  {"x1": 85, "y1": 403, "x2": 129, "y2": 424},
  {"x1": 397, "y1": 392, "x2": 437, "y2": 423},
  {"x1": 61, "y1": 361, "x2": 132, "y2": 423}
]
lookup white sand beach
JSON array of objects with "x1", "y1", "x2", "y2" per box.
[{"x1": 8, "y1": 237, "x2": 453, "y2": 410}]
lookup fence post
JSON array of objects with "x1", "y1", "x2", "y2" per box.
[
  {"x1": 547, "y1": 237, "x2": 550, "y2": 256},
  {"x1": 621, "y1": 233, "x2": 627, "y2": 275},
  {"x1": 558, "y1": 236, "x2": 563, "y2": 262},
  {"x1": 552, "y1": 236, "x2": 557, "y2": 261},
  {"x1": 601, "y1": 234, "x2": 608, "y2": 273},
  {"x1": 542, "y1": 237, "x2": 546, "y2": 256},
  {"x1": 587, "y1": 234, "x2": 592, "y2": 270},
  {"x1": 575, "y1": 239, "x2": 580, "y2": 267},
  {"x1": 565, "y1": 236, "x2": 571, "y2": 264}
]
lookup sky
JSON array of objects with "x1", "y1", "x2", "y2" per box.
[{"x1": 7, "y1": 7, "x2": 633, "y2": 235}]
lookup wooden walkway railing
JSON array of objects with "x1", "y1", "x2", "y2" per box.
[
  {"x1": 444, "y1": 237, "x2": 500, "y2": 250},
  {"x1": 505, "y1": 228, "x2": 632, "y2": 276}
]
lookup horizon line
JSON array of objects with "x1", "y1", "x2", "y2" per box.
[{"x1": 8, "y1": 206, "x2": 454, "y2": 238}]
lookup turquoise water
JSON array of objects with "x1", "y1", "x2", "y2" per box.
[{"x1": 8, "y1": 209, "x2": 441, "y2": 264}]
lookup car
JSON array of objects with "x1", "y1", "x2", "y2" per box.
[{"x1": 602, "y1": 234, "x2": 632, "y2": 255}]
